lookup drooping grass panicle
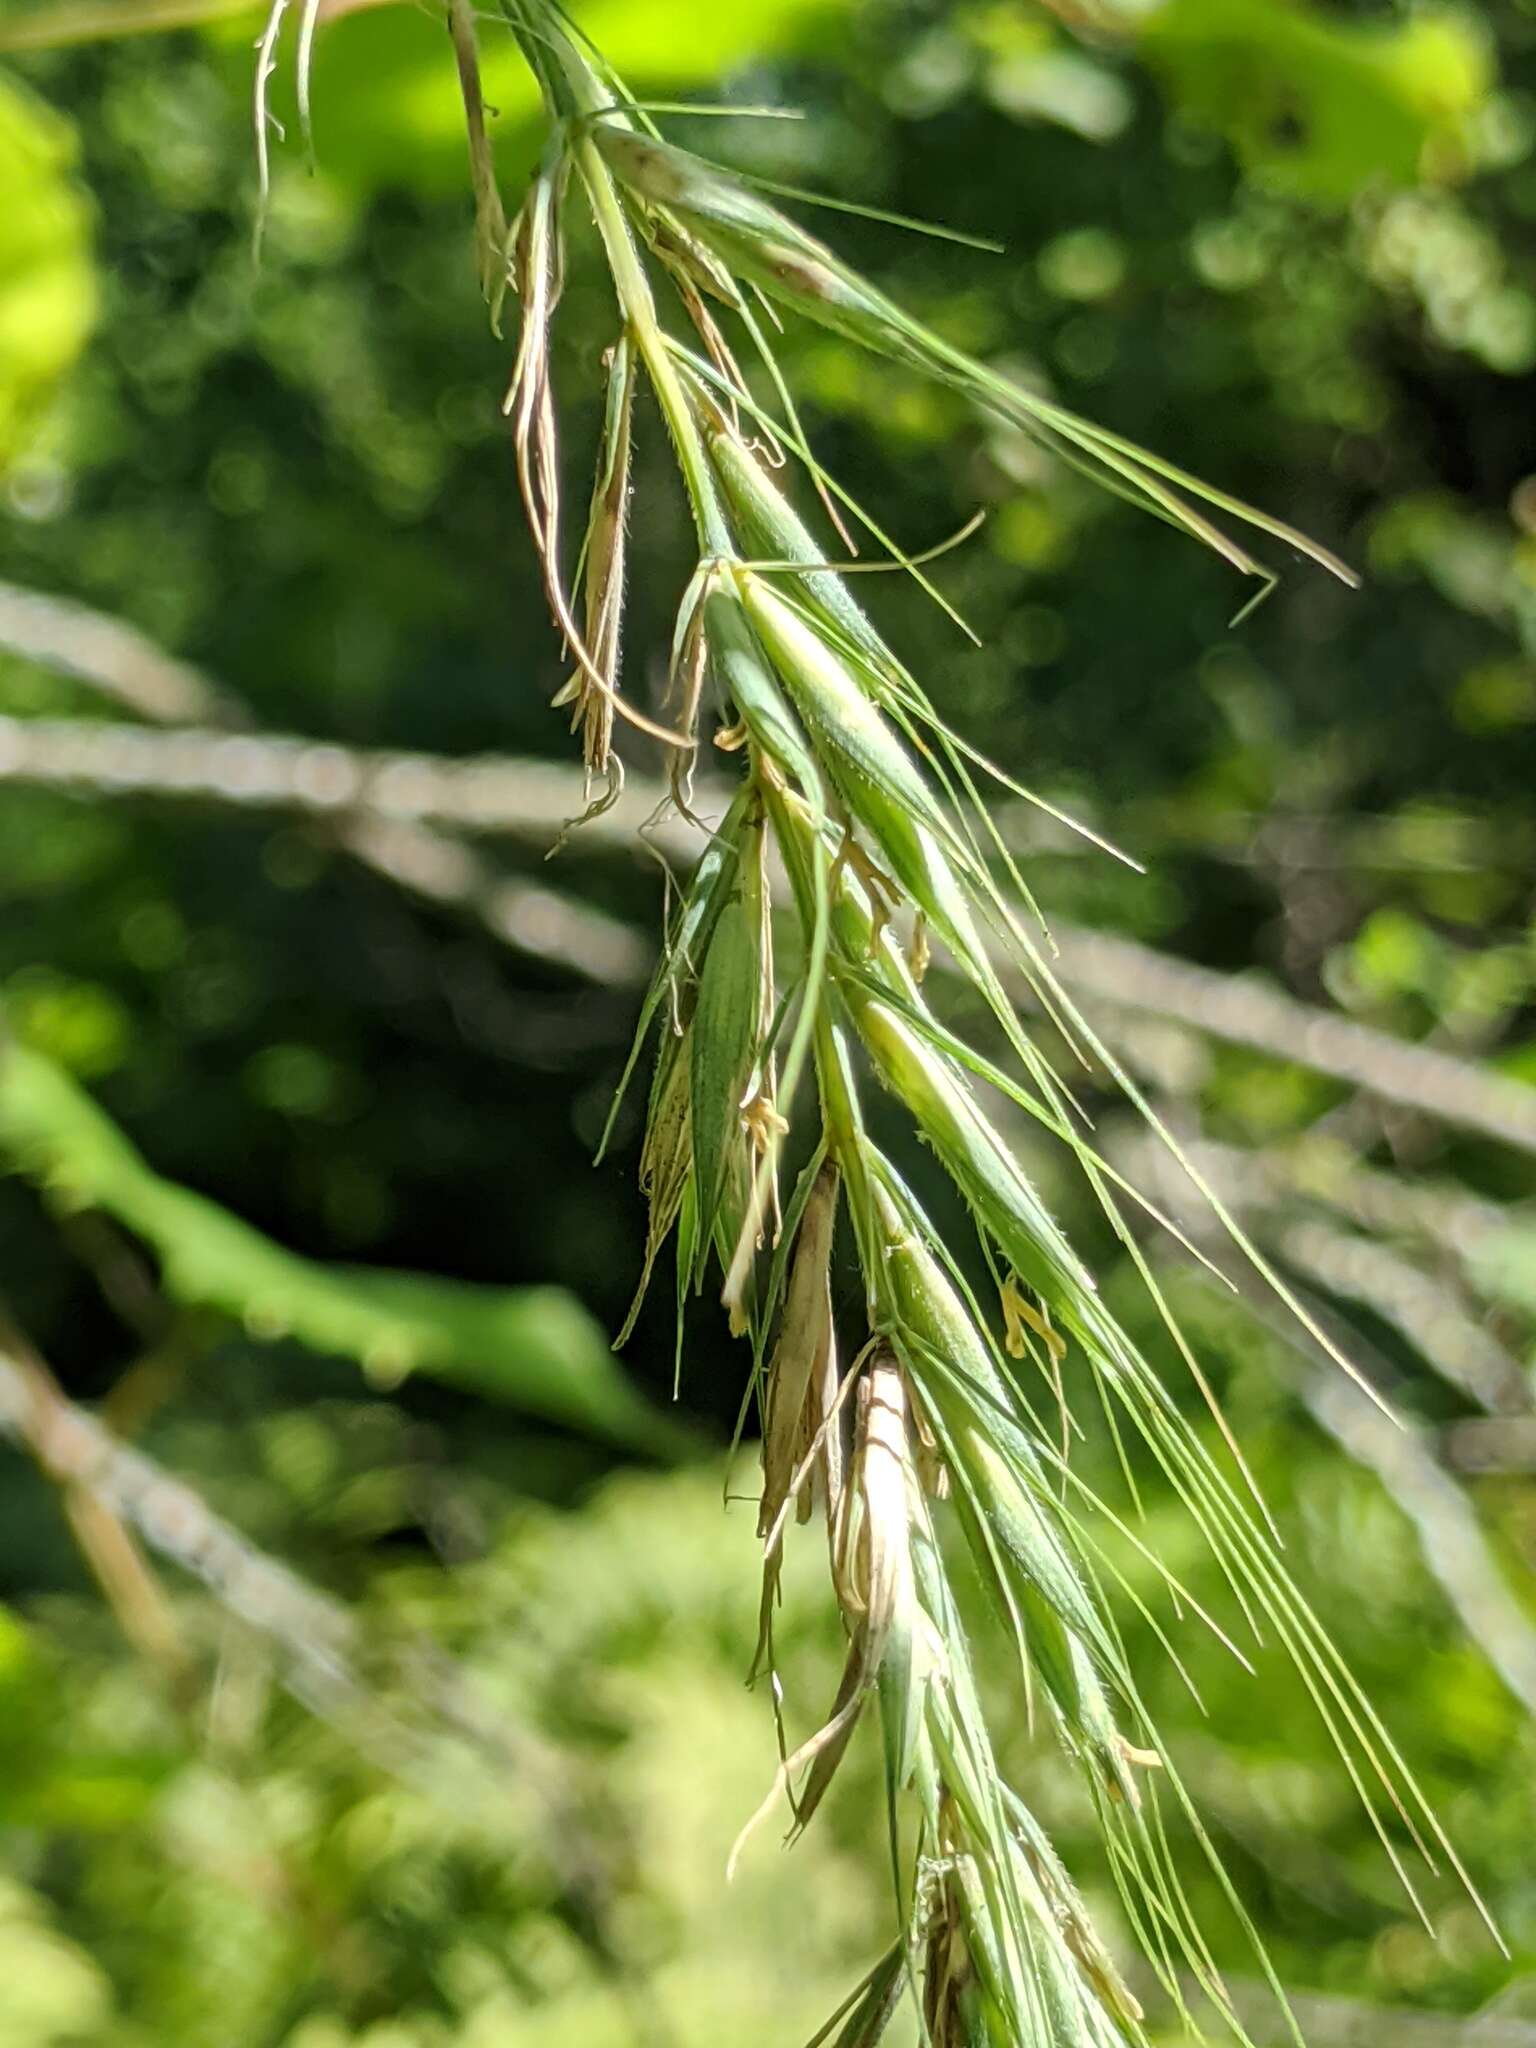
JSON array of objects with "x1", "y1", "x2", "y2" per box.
[
  {"x1": 586, "y1": 122, "x2": 1360, "y2": 594},
  {"x1": 248, "y1": 2, "x2": 1509, "y2": 2036}
]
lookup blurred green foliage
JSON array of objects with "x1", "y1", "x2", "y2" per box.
[
  {"x1": 0, "y1": 1041, "x2": 681, "y2": 1446},
  {"x1": 1, "y1": 0, "x2": 1535, "y2": 2042},
  {"x1": 0, "y1": 67, "x2": 95, "y2": 461},
  {"x1": 1139, "y1": 0, "x2": 1492, "y2": 199}
]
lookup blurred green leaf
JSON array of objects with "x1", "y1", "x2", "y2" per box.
[
  {"x1": 0, "y1": 1878, "x2": 115, "y2": 2047},
  {"x1": 1470, "y1": 1225, "x2": 1536, "y2": 1321},
  {"x1": 0, "y1": 68, "x2": 96, "y2": 465},
  {"x1": 1138, "y1": 0, "x2": 1493, "y2": 200},
  {"x1": 0, "y1": 0, "x2": 837, "y2": 197},
  {"x1": 0, "y1": 1042, "x2": 682, "y2": 1451},
  {"x1": 298, "y1": 0, "x2": 837, "y2": 195},
  {"x1": 0, "y1": 1607, "x2": 167, "y2": 1830}
]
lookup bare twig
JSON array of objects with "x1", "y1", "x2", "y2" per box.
[
  {"x1": 1302, "y1": 1348, "x2": 1536, "y2": 1717},
  {"x1": 0, "y1": 626, "x2": 655, "y2": 982},
  {"x1": 1212, "y1": 1133, "x2": 1510, "y2": 1267},
  {"x1": 0, "y1": 1334, "x2": 627, "y2": 1934},
  {"x1": 0, "y1": 1333, "x2": 407, "y2": 1724},
  {"x1": 6, "y1": 700, "x2": 1535, "y2": 1151},
  {"x1": 0, "y1": 579, "x2": 232, "y2": 723},
  {"x1": 1189, "y1": 1263, "x2": 1536, "y2": 1718},
  {"x1": 1116, "y1": 1116, "x2": 1536, "y2": 1719},
  {"x1": 0, "y1": 1326, "x2": 190, "y2": 1686},
  {"x1": 1164, "y1": 1975, "x2": 1536, "y2": 2048},
  {"x1": 341, "y1": 812, "x2": 650, "y2": 983},
  {"x1": 1055, "y1": 923, "x2": 1536, "y2": 1158},
  {"x1": 1113, "y1": 1127, "x2": 1533, "y2": 1417},
  {"x1": 0, "y1": 709, "x2": 696, "y2": 851},
  {"x1": 1276, "y1": 1218, "x2": 1531, "y2": 1418},
  {"x1": 1076, "y1": 800, "x2": 1536, "y2": 882}
]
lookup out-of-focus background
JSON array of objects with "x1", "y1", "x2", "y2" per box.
[{"x1": 0, "y1": 0, "x2": 1535, "y2": 2042}]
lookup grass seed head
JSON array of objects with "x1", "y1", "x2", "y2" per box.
[
  {"x1": 493, "y1": 16, "x2": 1459, "y2": 2038},
  {"x1": 820, "y1": 1944, "x2": 907, "y2": 2048},
  {"x1": 615, "y1": 1020, "x2": 693, "y2": 1347},
  {"x1": 564, "y1": 331, "x2": 637, "y2": 802},
  {"x1": 700, "y1": 584, "x2": 822, "y2": 798},
  {"x1": 706, "y1": 421, "x2": 900, "y2": 695},
  {"x1": 867, "y1": 1173, "x2": 1144, "y2": 1800},
  {"x1": 736, "y1": 571, "x2": 936, "y2": 829},
  {"x1": 592, "y1": 124, "x2": 911, "y2": 360},
  {"x1": 689, "y1": 801, "x2": 771, "y2": 1257},
  {"x1": 810, "y1": 1347, "x2": 924, "y2": 1816},
  {"x1": 595, "y1": 119, "x2": 1357, "y2": 587},
  {"x1": 505, "y1": 146, "x2": 570, "y2": 630},
  {"x1": 920, "y1": 1854, "x2": 976, "y2": 2048},
  {"x1": 759, "y1": 1158, "x2": 841, "y2": 1539},
  {"x1": 1014, "y1": 1827, "x2": 1144, "y2": 2030},
  {"x1": 734, "y1": 572, "x2": 1007, "y2": 992},
  {"x1": 732, "y1": 1346, "x2": 926, "y2": 1863},
  {"x1": 841, "y1": 1355, "x2": 913, "y2": 1626},
  {"x1": 851, "y1": 996, "x2": 1095, "y2": 1307}
]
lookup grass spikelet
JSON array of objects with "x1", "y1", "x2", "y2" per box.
[
  {"x1": 752, "y1": 1156, "x2": 844, "y2": 1674},
  {"x1": 701, "y1": 584, "x2": 823, "y2": 800},
  {"x1": 689, "y1": 797, "x2": 770, "y2": 1279},
  {"x1": 559, "y1": 329, "x2": 636, "y2": 808},
  {"x1": 503, "y1": 134, "x2": 695, "y2": 763},
  {"x1": 589, "y1": 122, "x2": 1358, "y2": 592},
  {"x1": 448, "y1": 0, "x2": 511, "y2": 311},
  {"x1": 758, "y1": 1158, "x2": 841, "y2": 1541},
  {"x1": 615, "y1": 1018, "x2": 692, "y2": 1350},
  {"x1": 807, "y1": 1944, "x2": 907, "y2": 2048},
  {"x1": 733, "y1": 1347, "x2": 922, "y2": 1866}
]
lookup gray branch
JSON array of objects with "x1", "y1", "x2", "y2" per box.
[
  {"x1": 1276, "y1": 1216, "x2": 1531, "y2": 1417},
  {"x1": 4, "y1": 579, "x2": 1534, "y2": 1151},
  {"x1": 1113, "y1": 1129, "x2": 1532, "y2": 1418},
  {"x1": 1195, "y1": 1977, "x2": 1536, "y2": 2048},
  {"x1": 0, "y1": 710, "x2": 700, "y2": 854},
  {"x1": 0, "y1": 579, "x2": 230, "y2": 723},
  {"x1": 1051, "y1": 923, "x2": 1536, "y2": 1158},
  {"x1": 1116, "y1": 1137, "x2": 1536, "y2": 1719},
  {"x1": 0, "y1": 708, "x2": 652, "y2": 985},
  {"x1": 0, "y1": 1340, "x2": 625, "y2": 1925}
]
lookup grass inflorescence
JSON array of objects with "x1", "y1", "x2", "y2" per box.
[{"x1": 256, "y1": 1, "x2": 1497, "y2": 2038}]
